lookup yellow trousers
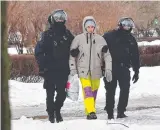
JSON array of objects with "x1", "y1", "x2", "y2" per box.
[{"x1": 80, "y1": 75, "x2": 100, "y2": 115}]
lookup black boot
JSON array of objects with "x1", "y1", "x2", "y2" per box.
[
  {"x1": 55, "y1": 109, "x2": 63, "y2": 123},
  {"x1": 117, "y1": 112, "x2": 128, "y2": 118},
  {"x1": 87, "y1": 112, "x2": 97, "y2": 120},
  {"x1": 48, "y1": 113, "x2": 55, "y2": 123},
  {"x1": 107, "y1": 109, "x2": 114, "y2": 120},
  {"x1": 108, "y1": 114, "x2": 114, "y2": 120}
]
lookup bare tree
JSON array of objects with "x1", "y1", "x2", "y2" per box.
[{"x1": 7, "y1": 1, "x2": 160, "y2": 48}]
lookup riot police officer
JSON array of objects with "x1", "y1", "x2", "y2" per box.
[
  {"x1": 35, "y1": 9, "x2": 74, "y2": 123},
  {"x1": 103, "y1": 17, "x2": 140, "y2": 119}
]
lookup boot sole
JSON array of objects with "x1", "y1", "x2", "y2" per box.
[
  {"x1": 49, "y1": 118, "x2": 55, "y2": 123},
  {"x1": 56, "y1": 120, "x2": 63, "y2": 123},
  {"x1": 117, "y1": 116, "x2": 128, "y2": 119},
  {"x1": 87, "y1": 118, "x2": 97, "y2": 120},
  {"x1": 87, "y1": 117, "x2": 97, "y2": 120}
]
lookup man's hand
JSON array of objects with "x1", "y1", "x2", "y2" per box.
[{"x1": 132, "y1": 71, "x2": 139, "y2": 83}]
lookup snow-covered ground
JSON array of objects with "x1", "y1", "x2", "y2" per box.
[
  {"x1": 9, "y1": 66, "x2": 160, "y2": 108},
  {"x1": 8, "y1": 40, "x2": 160, "y2": 55},
  {"x1": 10, "y1": 66, "x2": 160, "y2": 130},
  {"x1": 12, "y1": 116, "x2": 160, "y2": 130}
]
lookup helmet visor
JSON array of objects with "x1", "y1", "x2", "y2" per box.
[
  {"x1": 52, "y1": 10, "x2": 67, "y2": 22},
  {"x1": 120, "y1": 18, "x2": 135, "y2": 28}
]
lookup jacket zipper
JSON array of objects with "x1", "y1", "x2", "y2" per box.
[{"x1": 88, "y1": 34, "x2": 92, "y2": 75}]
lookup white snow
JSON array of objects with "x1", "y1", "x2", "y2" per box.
[
  {"x1": 129, "y1": 66, "x2": 160, "y2": 98},
  {"x1": 9, "y1": 80, "x2": 45, "y2": 107},
  {"x1": 9, "y1": 66, "x2": 160, "y2": 107},
  {"x1": 10, "y1": 66, "x2": 160, "y2": 130},
  {"x1": 12, "y1": 116, "x2": 160, "y2": 130},
  {"x1": 138, "y1": 39, "x2": 160, "y2": 46},
  {"x1": 8, "y1": 47, "x2": 28, "y2": 55}
]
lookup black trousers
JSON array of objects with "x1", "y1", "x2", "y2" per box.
[
  {"x1": 104, "y1": 66, "x2": 130, "y2": 115},
  {"x1": 44, "y1": 77, "x2": 68, "y2": 116}
]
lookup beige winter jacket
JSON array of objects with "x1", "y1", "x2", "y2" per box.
[{"x1": 69, "y1": 16, "x2": 112, "y2": 80}]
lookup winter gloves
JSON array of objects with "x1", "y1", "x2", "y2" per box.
[
  {"x1": 132, "y1": 71, "x2": 139, "y2": 83},
  {"x1": 102, "y1": 45, "x2": 112, "y2": 82},
  {"x1": 105, "y1": 70, "x2": 112, "y2": 82}
]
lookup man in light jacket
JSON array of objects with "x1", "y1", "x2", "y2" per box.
[{"x1": 69, "y1": 16, "x2": 112, "y2": 120}]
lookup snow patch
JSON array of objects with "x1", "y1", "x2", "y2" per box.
[
  {"x1": 12, "y1": 116, "x2": 160, "y2": 130},
  {"x1": 138, "y1": 40, "x2": 160, "y2": 46},
  {"x1": 9, "y1": 66, "x2": 160, "y2": 107}
]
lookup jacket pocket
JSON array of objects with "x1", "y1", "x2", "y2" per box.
[
  {"x1": 77, "y1": 53, "x2": 84, "y2": 65},
  {"x1": 79, "y1": 53, "x2": 84, "y2": 61},
  {"x1": 97, "y1": 53, "x2": 101, "y2": 61}
]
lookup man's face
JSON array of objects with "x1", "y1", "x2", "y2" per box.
[{"x1": 86, "y1": 26, "x2": 95, "y2": 33}]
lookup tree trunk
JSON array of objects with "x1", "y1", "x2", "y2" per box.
[{"x1": 1, "y1": 1, "x2": 11, "y2": 130}]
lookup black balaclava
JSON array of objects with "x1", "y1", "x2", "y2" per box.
[
  {"x1": 48, "y1": 10, "x2": 67, "y2": 35},
  {"x1": 118, "y1": 26, "x2": 132, "y2": 34}
]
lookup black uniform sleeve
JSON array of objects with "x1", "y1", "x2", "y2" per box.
[
  {"x1": 102, "y1": 31, "x2": 114, "y2": 56},
  {"x1": 102, "y1": 32, "x2": 109, "y2": 43},
  {"x1": 70, "y1": 32, "x2": 75, "y2": 42},
  {"x1": 102, "y1": 32, "x2": 110, "y2": 74},
  {"x1": 130, "y1": 36, "x2": 140, "y2": 73},
  {"x1": 67, "y1": 29, "x2": 75, "y2": 44},
  {"x1": 34, "y1": 32, "x2": 46, "y2": 71}
]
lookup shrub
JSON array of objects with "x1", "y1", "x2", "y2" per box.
[
  {"x1": 9, "y1": 54, "x2": 42, "y2": 83},
  {"x1": 139, "y1": 45, "x2": 160, "y2": 55},
  {"x1": 9, "y1": 50, "x2": 160, "y2": 83},
  {"x1": 140, "y1": 52, "x2": 160, "y2": 66}
]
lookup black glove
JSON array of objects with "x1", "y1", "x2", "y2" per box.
[
  {"x1": 39, "y1": 68, "x2": 48, "y2": 78},
  {"x1": 132, "y1": 71, "x2": 139, "y2": 83}
]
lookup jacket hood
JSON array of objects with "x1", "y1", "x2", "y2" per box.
[{"x1": 82, "y1": 16, "x2": 97, "y2": 33}]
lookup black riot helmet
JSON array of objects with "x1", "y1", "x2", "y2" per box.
[
  {"x1": 118, "y1": 17, "x2": 135, "y2": 31},
  {"x1": 48, "y1": 9, "x2": 67, "y2": 25}
]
